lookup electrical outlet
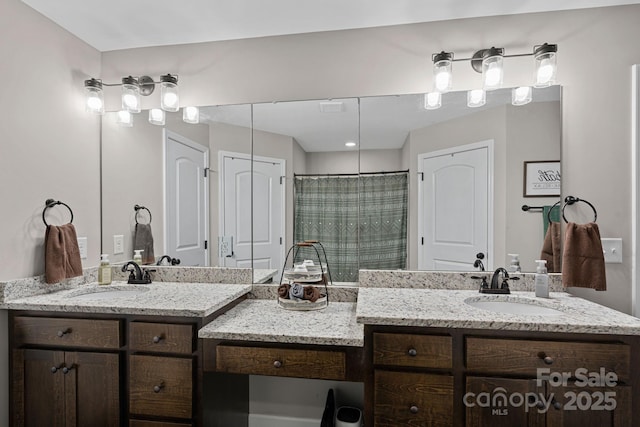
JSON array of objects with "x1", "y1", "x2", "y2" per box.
[
  {"x1": 602, "y1": 238, "x2": 623, "y2": 263},
  {"x1": 113, "y1": 234, "x2": 124, "y2": 254},
  {"x1": 77, "y1": 237, "x2": 88, "y2": 259}
]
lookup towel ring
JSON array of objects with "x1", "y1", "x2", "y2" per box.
[
  {"x1": 42, "y1": 199, "x2": 74, "y2": 226},
  {"x1": 547, "y1": 200, "x2": 562, "y2": 224},
  {"x1": 562, "y1": 196, "x2": 597, "y2": 223},
  {"x1": 134, "y1": 204, "x2": 152, "y2": 224}
]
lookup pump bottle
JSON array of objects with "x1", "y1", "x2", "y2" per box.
[
  {"x1": 535, "y1": 259, "x2": 549, "y2": 298},
  {"x1": 98, "y1": 254, "x2": 112, "y2": 285}
]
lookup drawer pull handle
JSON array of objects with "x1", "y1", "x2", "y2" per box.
[
  {"x1": 153, "y1": 382, "x2": 165, "y2": 393},
  {"x1": 552, "y1": 399, "x2": 562, "y2": 410},
  {"x1": 57, "y1": 328, "x2": 71, "y2": 337},
  {"x1": 273, "y1": 360, "x2": 282, "y2": 368},
  {"x1": 62, "y1": 364, "x2": 75, "y2": 374},
  {"x1": 410, "y1": 405, "x2": 419, "y2": 414},
  {"x1": 152, "y1": 335, "x2": 164, "y2": 344},
  {"x1": 538, "y1": 352, "x2": 554, "y2": 365},
  {"x1": 51, "y1": 364, "x2": 64, "y2": 374},
  {"x1": 408, "y1": 348, "x2": 417, "y2": 357}
]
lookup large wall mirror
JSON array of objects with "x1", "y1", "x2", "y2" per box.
[{"x1": 100, "y1": 85, "x2": 560, "y2": 281}]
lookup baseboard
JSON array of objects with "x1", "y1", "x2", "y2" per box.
[{"x1": 248, "y1": 413, "x2": 320, "y2": 427}]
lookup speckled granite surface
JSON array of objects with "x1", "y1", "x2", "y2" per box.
[
  {"x1": 253, "y1": 269, "x2": 278, "y2": 284},
  {"x1": 0, "y1": 268, "x2": 97, "y2": 303},
  {"x1": 358, "y1": 269, "x2": 564, "y2": 291},
  {"x1": 356, "y1": 288, "x2": 640, "y2": 335},
  {"x1": 113, "y1": 266, "x2": 252, "y2": 284},
  {"x1": 1, "y1": 281, "x2": 251, "y2": 317},
  {"x1": 199, "y1": 300, "x2": 363, "y2": 346}
]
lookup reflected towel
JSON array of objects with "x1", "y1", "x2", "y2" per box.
[
  {"x1": 45, "y1": 224, "x2": 83, "y2": 284},
  {"x1": 289, "y1": 283, "x2": 305, "y2": 300},
  {"x1": 543, "y1": 205, "x2": 561, "y2": 237},
  {"x1": 540, "y1": 221, "x2": 562, "y2": 273},
  {"x1": 303, "y1": 285, "x2": 321, "y2": 303},
  {"x1": 277, "y1": 283, "x2": 291, "y2": 299},
  {"x1": 134, "y1": 223, "x2": 155, "y2": 264},
  {"x1": 562, "y1": 222, "x2": 606, "y2": 291}
]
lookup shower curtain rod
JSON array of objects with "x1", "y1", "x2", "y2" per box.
[{"x1": 294, "y1": 169, "x2": 409, "y2": 178}]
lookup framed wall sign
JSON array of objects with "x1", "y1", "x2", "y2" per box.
[{"x1": 523, "y1": 160, "x2": 561, "y2": 197}]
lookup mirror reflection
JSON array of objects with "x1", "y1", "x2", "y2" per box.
[{"x1": 100, "y1": 86, "x2": 561, "y2": 280}]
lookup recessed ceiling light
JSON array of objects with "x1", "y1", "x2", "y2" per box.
[{"x1": 345, "y1": 141, "x2": 357, "y2": 147}]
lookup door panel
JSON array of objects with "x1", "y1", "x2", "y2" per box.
[{"x1": 221, "y1": 155, "x2": 252, "y2": 267}]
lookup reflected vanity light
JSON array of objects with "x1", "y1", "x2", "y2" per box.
[
  {"x1": 183, "y1": 106, "x2": 200, "y2": 124},
  {"x1": 467, "y1": 89, "x2": 486, "y2": 108},
  {"x1": 116, "y1": 110, "x2": 133, "y2": 127},
  {"x1": 424, "y1": 92, "x2": 442, "y2": 110},
  {"x1": 83, "y1": 73, "x2": 179, "y2": 120},
  {"x1": 512, "y1": 86, "x2": 533, "y2": 106},
  {"x1": 149, "y1": 108, "x2": 165, "y2": 126},
  {"x1": 345, "y1": 141, "x2": 357, "y2": 148},
  {"x1": 431, "y1": 43, "x2": 557, "y2": 108}
]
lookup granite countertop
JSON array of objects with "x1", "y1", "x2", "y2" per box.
[
  {"x1": 199, "y1": 299, "x2": 364, "y2": 347},
  {"x1": 1, "y1": 282, "x2": 252, "y2": 317},
  {"x1": 356, "y1": 288, "x2": 640, "y2": 335}
]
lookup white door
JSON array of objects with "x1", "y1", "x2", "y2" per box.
[
  {"x1": 219, "y1": 152, "x2": 285, "y2": 275},
  {"x1": 418, "y1": 141, "x2": 493, "y2": 271},
  {"x1": 165, "y1": 131, "x2": 209, "y2": 266}
]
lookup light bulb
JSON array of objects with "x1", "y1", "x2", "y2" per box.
[
  {"x1": 121, "y1": 77, "x2": 141, "y2": 113},
  {"x1": 432, "y1": 52, "x2": 453, "y2": 93},
  {"x1": 534, "y1": 44, "x2": 557, "y2": 88},
  {"x1": 84, "y1": 79, "x2": 104, "y2": 115},
  {"x1": 536, "y1": 58, "x2": 556, "y2": 87},
  {"x1": 183, "y1": 106, "x2": 200, "y2": 124},
  {"x1": 424, "y1": 92, "x2": 441, "y2": 110},
  {"x1": 116, "y1": 110, "x2": 133, "y2": 127},
  {"x1": 345, "y1": 141, "x2": 357, "y2": 147},
  {"x1": 467, "y1": 89, "x2": 486, "y2": 108},
  {"x1": 160, "y1": 74, "x2": 179, "y2": 112},
  {"x1": 149, "y1": 108, "x2": 165, "y2": 126},
  {"x1": 482, "y1": 50, "x2": 503, "y2": 91},
  {"x1": 512, "y1": 86, "x2": 532, "y2": 106}
]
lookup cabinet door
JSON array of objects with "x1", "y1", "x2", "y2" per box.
[
  {"x1": 546, "y1": 384, "x2": 631, "y2": 427},
  {"x1": 465, "y1": 377, "x2": 545, "y2": 427},
  {"x1": 20, "y1": 349, "x2": 66, "y2": 427},
  {"x1": 374, "y1": 370, "x2": 453, "y2": 427},
  {"x1": 66, "y1": 351, "x2": 120, "y2": 427}
]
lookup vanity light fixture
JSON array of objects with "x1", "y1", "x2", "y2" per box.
[
  {"x1": 148, "y1": 108, "x2": 165, "y2": 126},
  {"x1": 430, "y1": 43, "x2": 557, "y2": 107},
  {"x1": 345, "y1": 141, "x2": 357, "y2": 148},
  {"x1": 160, "y1": 74, "x2": 179, "y2": 112},
  {"x1": 512, "y1": 86, "x2": 533, "y2": 106},
  {"x1": 84, "y1": 78, "x2": 104, "y2": 114},
  {"x1": 424, "y1": 92, "x2": 442, "y2": 110},
  {"x1": 183, "y1": 106, "x2": 200, "y2": 124}
]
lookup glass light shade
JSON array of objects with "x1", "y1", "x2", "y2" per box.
[
  {"x1": 482, "y1": 54, "x2": 503, "y2": 91},
  {"x1": 433, "y1": 52, "x2": 453, "y2": 93},
  {"x1": 84, "y1": 85, "x2": 104, "y2": 115},
  {"x1": 183, "y1": 106, "x2": 200, "y2": 124},
  {"x1": 160, "y1": 75, "x2": 179, "y2": 112},
  {"x1": 121, "y1": 80, "x2": 141, "y2": 113},
  {"x1": 535, "y1": 51, "x2": 557, "y2": 87},
  {"x1": 467, "y1": 89, "x2": 486, "y2": 108},
  {"x1": 116, "y1": 110, "x2": 133, "y2": 127},
  {"x1": 424, "y1": 92, "x2": 442, "y2": 110},
  {"x1": 512, "y1": 86, "x2": 533, "y2": 106},
  {"x1": 149, "y1": 108, "x2": 165, "y2": 126}
]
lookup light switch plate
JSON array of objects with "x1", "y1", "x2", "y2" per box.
[
  {"x1": 601, "y1": 238, "x2": 622, "y2": 263},
  {"x1": 113, "y1": 234, "x2": 124, "y2": 254},
  {"x1": 77, "y1": 237, "x2": 88, "y2": 259}
]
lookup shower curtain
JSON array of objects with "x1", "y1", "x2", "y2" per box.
[{"x1": 294, "y1": 172, "x2": 407, "y2": 282}]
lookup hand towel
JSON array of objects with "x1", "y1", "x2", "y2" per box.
[
  {"x1": 542, "y1": 204, "x2": 561, "y2": 237},
  {"x1": 562, "y1": 222, "x2": 606, "y2": 291},
  {"x1": 289, "y1": 283, "x2": 305, "y2": 300},
  {"x1": 277, "y1": 283, "x2": 291, "y2": 299},
  {"x1": 540, "y1": 221, "x2": 561, "y2": 273},
  {"x1": 45, "y1": 224, "x2": 83, "y2": 284},
  {"x1": 134, "y1": 223, "x2": 155, "y2": 264},
  {"x1": 303, "y1": 285, "x2": 321, "y2": 302}
]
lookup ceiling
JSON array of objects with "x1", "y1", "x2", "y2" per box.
[{"x1": 21, "y1": 0, "x2": 640, "y2": 52}]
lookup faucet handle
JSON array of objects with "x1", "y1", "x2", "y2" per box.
[{"x1": 470, "y1": 275, "x2": 489, "y2": 290}]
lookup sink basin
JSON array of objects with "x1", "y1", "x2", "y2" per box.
[
  {"x1": 67, "y1": 285, "x2": 150, "y2": 300},
  {"x1": 465, "y1": 298, "x2": 564, "y2": 316}
]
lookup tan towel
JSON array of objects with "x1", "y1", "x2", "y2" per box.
[
  {"x1": 45, "y1": 224, "x2": 83, "y2": 284},
  {"x1": 134, "y1": 223, "x2": 155, "y2": 264},
  {"x1": 562, "y1": 222, "x2": 606, "y2": 291},
  {"x1": 540, "y1": 221, "x2": 561, "y2": 273}
]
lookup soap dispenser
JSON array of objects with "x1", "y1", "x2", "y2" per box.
[
  {"x1": 98, "y1": 254, "x2": 112, "y2": 285},
  {"x1": 133, "y1": 250, "x2": 143, "y2": 265},
  {"x1": 535, "y1": 259, "x2": 549, "y2": 298},
  {"x1": 508, "y1": 254, "x2": 521, "y2": 273}
]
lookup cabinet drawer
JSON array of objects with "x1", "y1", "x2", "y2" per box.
[
  {"x1": 466, "y1": 338, "x2": 630, "y2": 382},
  {"x1": 373, "y1": 333, "x2": 452, "y2": 369},
  {"x1": 216, "y1": 345, "x2": 346, "y2": 380},
  {"x1": 13, "y1": 316, "x2": 121, "y2": 349},
  {"x1": 129, "y1": 322, "x2": 194, "y2": 355},
  {"x1": 129, "y1": 355, "x2": 193, "y2": 419},
  {"x1": 130, "y1": 421, "x2": 192, "y2": 427},
  {"x1": 374, "y1": 370, "x2": 453, "y2": 427}
]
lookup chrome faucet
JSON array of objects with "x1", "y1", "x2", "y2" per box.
[{"x1": 121, "y1": 261, "x2": 152, "y2": 284}]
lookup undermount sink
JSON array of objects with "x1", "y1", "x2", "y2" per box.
[
  {"x1": 465, "y1": 297, "x2": 565, "y2": 316},
  {"x1": 67, "y1": 285, "x2": 150, "y2": 300}
]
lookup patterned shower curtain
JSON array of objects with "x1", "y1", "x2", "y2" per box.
[{"x1": 294, "y1": 172, "x2": 407, "y2": 282}]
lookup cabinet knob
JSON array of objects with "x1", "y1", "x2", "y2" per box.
[
  {"x1": 552, "y1": 400, "x2": 562, "y2": 410},
  {"x1": 57, "y1": 328, "x2": 71, "y2": 338},
  {"x1": 273, "y1": 360, "x2": 282, "y2": 368},
  {"x1": 51, "y1": 364, "x2": 63, "y2": 374},
  {"x1": 153, "y1": 382, "x2": 165, "y2": 393},
  {"x1": 410, "y1": 405, "x2": 419, "y2": 414},
  {"x1": 62, "y1": 364, "x2": 75, "y2": 374},
  {"x1": 408, "y1": 348, "x2": 417, "y2": 357},
  {"x1": 537, "y1": 352, "x2": 554, "y2": 365},
  {"x1": 152, "y1": 335, "x2": 164, "y2": 344}
]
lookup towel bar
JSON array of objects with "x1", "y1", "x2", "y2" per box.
[
  {"x1": 562, "y1": 196, "x2": 597, "y2": 223},
  {"x1": 134, "y1": 204, "x2": 152, "y2": 224},
  {"x1": 42, "y1": 199, "x2": 74, "y2": 226}
]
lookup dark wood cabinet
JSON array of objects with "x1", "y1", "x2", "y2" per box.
[{"x1": 15, "y1": 348, "x2": 119, "y2": 427}]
